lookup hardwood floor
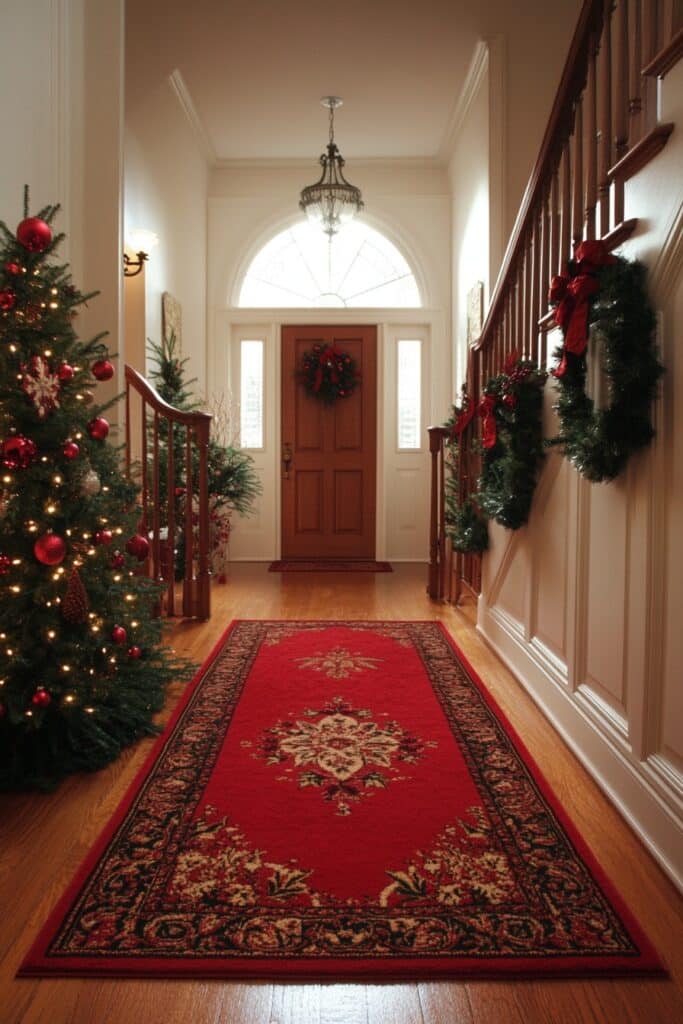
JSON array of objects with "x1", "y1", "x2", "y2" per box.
[{"x1": 1, "y1": 563, "x2": 682, "y2": 1024}]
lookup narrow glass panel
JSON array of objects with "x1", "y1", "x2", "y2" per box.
[
  {"x1": 397, "y1": 340, "x2": 421, "y2": 450},
  {"x1": 240, "y1": 340, "x2": 264, "y2": 449}
]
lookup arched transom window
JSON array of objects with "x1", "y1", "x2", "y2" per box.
[{"x1": 238, "y1": 220, "x2": 422, "y2": 308}]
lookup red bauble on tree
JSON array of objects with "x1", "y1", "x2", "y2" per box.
[
  {"x1": 62, "y1": 440, "x2": 80, "y2": 460},
  {"x1": 0, "y1": 288, "x2": 16, "y2": 311},
  {"x1": 34, "y1": 533, "x2": 66, "y2": 566},
  {"x1": 57, "y1": 362, "x2": 75, "y2": 382},
  {"x1": 110, "y1": 551, "x2": 125, "y2": 569},
  {"x1": 92, "y1": 359, "x2": 114, "y2": 382},
  {"x1": 0, "y1": 554, "x2": 12, "y2": 576},
  {"x1": 94, "y1": 529, "x2": 113, "y2": 546},
  {"x1": 4, "y1": 261, "x2": 21, "y2": 276},
  {"x1": 16, "y1": 217, "x2": 52, "y2": 253},
  {"x1": 127, "y1": 645, "x2": 142, "y2": 659},
  {"x1": 126, "y1": 534, "x2": 149, "y2": 561},
  {"x1": 111, "y1": 625, "x2": 127, "y2": 645},
  {"x1": 87, "y1": 416, "x2": 109, "y2": 440},
  {"x1": 2, "y1": 435, "x2": 37, "y2": 470},
  {"x1": 31, "y1": 688, "x2": 51, "y2": 708}
]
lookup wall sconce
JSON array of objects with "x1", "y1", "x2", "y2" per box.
[{"x1": 123, "y1": 229, "x2": 159, "y2": 277}]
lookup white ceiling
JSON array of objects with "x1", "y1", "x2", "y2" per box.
[{"x1": 125, "y1": 0, "x2": 529, "y2": 162}]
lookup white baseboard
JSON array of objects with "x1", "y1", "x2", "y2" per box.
[{"x1": 479, "y1": 601, "x2": 683, "y2": 893}]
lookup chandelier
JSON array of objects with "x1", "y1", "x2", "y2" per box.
[{"x1": 299, "y1": 96, "x2": 364, "y2": 237}]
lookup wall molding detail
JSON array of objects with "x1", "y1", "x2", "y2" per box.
[
  {"x1": 440, "y1": 41, "x2": 489, "y2": 164},
  {"x1": 168, "y1": 69, "x2": 216, "y2": 165},
  {"x1": 479, "y1": 599, "x2": 683, "y2": 892}
]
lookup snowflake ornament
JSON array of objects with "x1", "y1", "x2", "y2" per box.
[{"x1": 21, "y1": 356, "x2": 60, "y2": 419}]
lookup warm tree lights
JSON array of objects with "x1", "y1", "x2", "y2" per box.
[{"x1": 0, "y1": 190, "x2": 190, "y2": 789}]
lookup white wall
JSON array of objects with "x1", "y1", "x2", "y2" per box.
[
  {"x1": 124, "y1": 74, "x2": 209, "y2": 386},
  {"x1": 0, "y1": 0, "x2": 125, "y2": 417},
  {"x1": 207, "y1": 163, "x2": 452, "y2": 560},
  {"x1": 477, "y1": 61, "x2": 683, "y2": 889}
]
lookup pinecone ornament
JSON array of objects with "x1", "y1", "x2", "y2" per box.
[{"x1": 62, "y1": 567, "x2": 89, "y2": 624}]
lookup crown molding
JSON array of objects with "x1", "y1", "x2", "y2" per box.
[
  {"x1": 212, "y1": 155, "x2": 446, "y2": 173},
  {"x1": 168, "y1": 68, "x2": 216, "y2": 165},
  {"x1": 439, "y1": 40, "x2": 489, "y2": 164}
]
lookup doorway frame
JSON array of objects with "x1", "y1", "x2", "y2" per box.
[{"x1": 210, "y1": 307, "x2": 449, "y2": 561}]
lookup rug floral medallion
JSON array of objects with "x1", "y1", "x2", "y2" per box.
[{"x1": 21, "y1": 621, "x2": 663, "y2": 979}]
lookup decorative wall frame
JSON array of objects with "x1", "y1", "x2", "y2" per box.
[{"x1": 162, "y1": 292, "x2": 182, "y2": 352}]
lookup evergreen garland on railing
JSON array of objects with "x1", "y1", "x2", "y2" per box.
[{"x1": 443, "y1": 399, "x2": 489, "y2": 554}]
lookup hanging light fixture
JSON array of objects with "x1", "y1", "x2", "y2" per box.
[{"x1": 299, "y1": 96, "x2": 364, "y2": 237}]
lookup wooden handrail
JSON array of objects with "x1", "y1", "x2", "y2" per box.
[
  {"x1": 429, "y1": 0, "x2": 678, "y2": 603},
  {"x1": 124, "y1": 364, "x2": 212, "y2": 621}
]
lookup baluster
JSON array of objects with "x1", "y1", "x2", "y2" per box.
[
  {"x1": 551, "y1": 163, "x2": 561, "y2": 276},
  {"x1": 540, "y1": 189, "x2": 551, "y2": 368},
  {"x1": 183, "y1": 426, "x2": 194, "y2": 617},
  {"x1": 166, "y1": 419, "x2": 175, "y2": 616},
  {"x1": 585, "y1": 33, "x2": 599, "y2": 239},
  {"x1": 641, "y1": 0, "x2": 658, "y2": 132},
  {"x1": 629, "y1": 0, "x2": 643, "y2": 142},
  {"x1": 152, "y1": 410, "x2": 160, "y2": 585},
  {"x1": 613, "y1": 0, "x2": 630, "y2": 222},
  {"x1": 598, "y1": 4, "x2": 612, "y2": 235},
  {"x1": 561, "y1": 138, "x2": 572, "y2": 268},
  {"x1": 196, "y1": 419, "x2": 211, "y2": 620},
  {"x1": 573, "y1": 96, "x2": 585, "y2": 247},
  {"x1": 530, "y1": 215, "x2": 540, "y2": 365},
  {"x1": 439, "y1": 439, "x2": 446, "y2": 601},
  {"x1": 140, "y1": 401, "x2": 148, "y2": 543},
  {"x1": 428, "y1": 427, "x2": 441, "y2": 599},
  {"x1": 524, "y1": 240, "x2": 533, "y2": 358},
  {"x1": 516, "y1": 265, "x2": 524, "y2": 356},
  {"x1": 125, "y1": 382, "x2": 131, "y2": 477}
]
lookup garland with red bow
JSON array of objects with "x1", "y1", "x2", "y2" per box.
[
  {"x1": 477, "y1": 355, "x2": 547, "y2": 529},
  {"x1": 548, "y1": 242, "x2": 663, "y2": 482},
  {"x1": 443, "y1": 395, "x2": 489, "y2": 554},
  {"x1": 300, "y1": 344, "x2": 360, "y2": 404}
]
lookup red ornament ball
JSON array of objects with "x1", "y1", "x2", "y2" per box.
[
  {"x1": 0, "y1": 554, "x2": 12, "y2": 576},
  {"x1": 174, "y1": 486, "x2": 186, "y2": 497},
  {"x1": 34, "y1": 533, "x2": 66, "y2": 566},
  {"x1": 110, "y1": 552, "x2": 125, "y2": 570},
  {"x1": 87, "y1": 416, "x2": 109, "y2": 440},
  {"x1": 111, "y1": 625, "x2": 127, "y2": 645},
  {"x1": 92, "y1": 359, "x2": 114, "y2": 382},
  {"x1": 16, "y1": 217, "x2": 52, "y2": 253},
  {"x1": 126, "y1": 534, "x2": 149, "y2": 561},
  {"x1": 62, "y1": 440, "x2": 80, "y2": 460},
  {"x1": 127, "y1": 645, "x2": 142, "y2": 660},
  {"x1": 31, "y1": 688, "x2": 51, "y2": 708},
  {"x1": 57, "y1": 362, "x2": 75, "y2": 382},
  {"x1": 0, "y1": 288, "x2": 17, "y2": 311},
  {"x1": 94, "y1": 529, "x2": 113, "y2": 546},
  {"x1": 4, "y1": 261, "x2": 21, "y2": 276},
  {"x1": 2, "y1": 435, "x2": 37, "y2": 470}
]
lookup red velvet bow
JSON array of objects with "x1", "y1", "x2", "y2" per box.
[
  {"x1": 550, "y1": 241, "x2": 616, "y2": 377},
  {"x1": 450, "y1": 402, "x2": 475, "y2": 439},
  {"x1": 314, "y1": 346, "x2": 343, "y2": 391},
  {"x1": 479, "y1": 394, "x2": 498, "y2": 449}
]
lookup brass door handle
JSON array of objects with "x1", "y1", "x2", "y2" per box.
[{"x1": 282, "y1": 443, "x2": 293, "y2": 479}]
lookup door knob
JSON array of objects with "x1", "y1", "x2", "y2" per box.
[{"x1": 282, "y1": 443, "x2": 293, "y2": 479}]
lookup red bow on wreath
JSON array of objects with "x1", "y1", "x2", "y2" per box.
[
  {"x1": 314, "y1": 345, "x2": 343, "y2": 392},
  {"x1": 549, "y1": 240, "x2": 616, "y2": 378},
  {"x1": 479, "y1": 393, "x2": 498, "y2": 449}
]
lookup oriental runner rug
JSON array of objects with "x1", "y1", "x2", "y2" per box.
[
  {"x1": 268, "y1": 560, "x2": 392, "y2": 572},
  {"x1": 20, "y1": 620, "x2": 663, "y2": 980}
]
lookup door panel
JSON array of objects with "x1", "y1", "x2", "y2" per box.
[{"x1": 281, "y1": 325, "x2": 377, "y2": 559}]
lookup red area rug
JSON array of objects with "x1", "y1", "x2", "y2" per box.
[
  {"x1": 268, "y1": 560, "x2": 392, "y2": 572},
  {"x1": 20, "y1": 621, "x2": 663, "y2": 980}
]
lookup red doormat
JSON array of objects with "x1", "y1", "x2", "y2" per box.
[
  {"x1": 269, "y1": 560, "x2": 392, "y2": 572},
  {"x1": 19, "y1": 621, "x2": 663, "y2": 980}
]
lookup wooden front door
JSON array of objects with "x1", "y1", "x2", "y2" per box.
[{"x1": 281, "y1": 325, "x2": 377, "y2": 559}]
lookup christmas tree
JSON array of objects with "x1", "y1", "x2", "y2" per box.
[
  {"x1": 147, "y1": 331, "x2": 261, "y2": 580},
  {"x1": 0, "y1": 191, "x2": 189, "y2": 789}
]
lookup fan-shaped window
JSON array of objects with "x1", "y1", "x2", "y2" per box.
[{"x1": 238, "y1": 221, "x2": 421, "y2": 308}]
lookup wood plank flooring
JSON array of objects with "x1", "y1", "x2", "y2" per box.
[{"x1": 1, "y1": 563, "x2": 681, "y2": 1024}]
